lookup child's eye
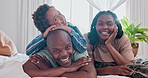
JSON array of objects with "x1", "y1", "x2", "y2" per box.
[
  {"x1": 54, "y1": 18, "x2": 57, "y2": 21},
  {"x1": 59, "y1": 12, "x2": 61, "y2": 15}
]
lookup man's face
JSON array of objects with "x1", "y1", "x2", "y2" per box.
[
  {"x1": 46, "y1": 8, "x2": 68, "y2": 26},
  {"x1": 47, "y1": 30, "x2": 73, "y2": 67}
]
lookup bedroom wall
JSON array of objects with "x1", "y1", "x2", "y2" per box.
[
  {"x1": 0, "y1": 0, "x2": 18, "y2": 49},
  {"x1": 0, "y1": 0, "x2": 147, "y2": 58},
  {"x1": 0, "y1": 0, "x2": 50, "y2": 53},
  {"x1": 127, "y1": 0, "x2": 148, "y2": 58}
]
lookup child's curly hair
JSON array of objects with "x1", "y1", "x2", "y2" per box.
[{"x1": 32, "y1": 4, "x2": 54, "y2": 33}]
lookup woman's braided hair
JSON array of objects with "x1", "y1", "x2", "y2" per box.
[{"x1": 88, "y1": 10, "x2": 123, "y2": 46}]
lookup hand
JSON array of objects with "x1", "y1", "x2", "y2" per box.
[
  {"x1": 43, "y1": 25, "x2": 72, "y2": 38},
  {"x1": 51, "y1": 26, "x2": 72, "y2": 34},
  {"x1": 65, "y1": 57, "x2": 91, "y2": 73},
  {"x1": 107, "y1": 66, "x2": 133, "y2": 75},
  {"x1": 105, "y1": 25, "x2": 118, "y2": 45},
  {"x1": 43, "y1": 25, "x2": 57, "y2": 38},
  {"x1": 29, "y1": 54, "x2": 51, "y2": 69}
]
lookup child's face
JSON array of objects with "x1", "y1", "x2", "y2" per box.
[
  {"x1": 96, "y1": 14, "x2": 116, "y2": 40},
  {"x1": 46, "y1": 8, "x2": 68, "y2": 26}
]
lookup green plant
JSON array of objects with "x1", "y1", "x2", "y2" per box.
[{"x1": 121, "y1": 17, "x2": 148, "y2": 45}]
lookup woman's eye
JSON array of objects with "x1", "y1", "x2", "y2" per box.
[
  {"x1": 107, "y1": 23, "x2": 113, "y2": 26},
  {"x1": 97, "y1": 23, "x2": 103, "y2": 26}
]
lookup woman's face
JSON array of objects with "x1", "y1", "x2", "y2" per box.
[
  {"x1": 46, "y1": 8, "x2": 68, "y2": 26},
  {"x1": 96, "y1": 14, "x2": 116, "y2": 40}
]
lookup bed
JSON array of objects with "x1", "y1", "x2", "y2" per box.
[
  {"x1": 0, "y1": 53, "x2": 147, "y2": 78},
  {"x1": 0, "y1": 53, "x2": 30, "y2": 78},
  {"x1": 0, "y1": 53, "x2": 132, "y2": 78},
  {"x1": 0, "y1": 53, "x2": 130, "y2": 78}
]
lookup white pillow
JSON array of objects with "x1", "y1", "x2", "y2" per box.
[{"x1": 0, "y1": 30, "x2": 17, "y2": 56}]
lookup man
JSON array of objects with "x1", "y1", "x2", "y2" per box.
[{"x1": 23, "y1": 29, "x2": 96, "y2": 78}]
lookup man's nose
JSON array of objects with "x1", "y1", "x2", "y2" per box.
[{"x1": 61, "y1": 50, "x2": 68, "y2": 56}]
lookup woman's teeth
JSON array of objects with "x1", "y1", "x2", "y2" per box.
[{"x1": 101, "y1": 32, "x2": 108, "y2": 34}]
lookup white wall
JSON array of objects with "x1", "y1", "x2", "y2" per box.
[
  {"x1": 0, "y1": 0, "x2": 18, "y2": 48},
  {"x1": 0, "y1": 0, "x2": 50, "y2": 53},
  {"x1": 0, "y1": 0, "x2": 147, "y2": 58},
  {"x1": 127, "y1": 0, "x2": 148, "y2": 58}
]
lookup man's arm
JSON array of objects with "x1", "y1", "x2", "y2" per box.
[
  {"x1": 23, "y1": 55, "x2": 91, "y2": 77},
  {"x1": 61, "y1": 62, "x2": 96, "y2": 78},
  {"x1": 23, "y1": 60, "x2": 68, "y2": 77},
  {"x1": 60, "y1": 61, "x2": 97, "y2": 78}
]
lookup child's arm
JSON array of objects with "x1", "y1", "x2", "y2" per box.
[
  {"x1": 69, "y1": 26, "x2": 87, "y2": 53},
  {"x1": 26, "y1": 25, "x2": 87, "y2": 55},
  {"x1": 26, "y1": 34, "x2": 46, "y2": 55},
  {"x1": 26, "y1": 25, "x2": 61, "y2": 56}
]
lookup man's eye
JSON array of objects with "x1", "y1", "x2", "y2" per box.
[
  {"x1": 53, "y1": 50, "x2": 60, "y2": 53},
  {"x1": 66, "y1": 45, "x2": 71, "y2": 50}
]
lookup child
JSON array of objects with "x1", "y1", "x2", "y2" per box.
[{"x1": 26, "y1": 4, "x2": 87, "y2": 55}]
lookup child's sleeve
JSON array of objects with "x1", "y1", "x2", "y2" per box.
[
  {"x1": 69, "y1": 26, "x2": 87, "y2": 53},
  {"x1": 26, "y1": 34, "x2": 46, "y2": 55}
]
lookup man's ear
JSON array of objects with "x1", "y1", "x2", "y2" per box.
[{"x1": 46, "y1": 46, "x2": 50, "y2": 52}]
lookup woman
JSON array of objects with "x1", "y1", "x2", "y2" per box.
[{"x1": 84, "y1": 10, "x2": 135, "y2": 76}]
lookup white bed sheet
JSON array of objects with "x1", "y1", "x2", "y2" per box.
[
  {"x1": 0, "y1": 53, "x2": 29, "y2": 64},
  {"x1": 98, "y1": 75, "x2": 129, "y2": 78},
  {"x1": 0, "y1": 53, "x2": 30, "y2": 78},
  {"x1": 33, "y1": 75, "x2": 129, "y2": 78}
]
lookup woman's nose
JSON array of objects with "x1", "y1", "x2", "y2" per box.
[{"x1": 102, "y1": 24, "x2": 108, "y2": 29}]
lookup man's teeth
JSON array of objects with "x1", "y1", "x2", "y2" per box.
[{"x1": 60, "y1": 57, "x2": 69, "y2": 62}]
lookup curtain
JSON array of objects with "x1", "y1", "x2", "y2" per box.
[
  {"x1": 87, "y1": 0, "x2": 126, "y2": 11},
  {"x1": 17, "y1": 0, "x2": 51, "y2": 53}
]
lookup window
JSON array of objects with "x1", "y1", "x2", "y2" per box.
[
  {"x1": 92, "y1": 2, "x2": 126, "y2": 22},
  {"x1": 52, "y1": 0, "x2": 126, "y2": 34}
]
